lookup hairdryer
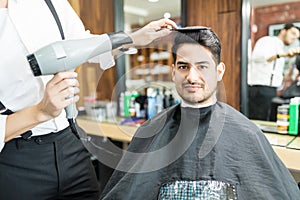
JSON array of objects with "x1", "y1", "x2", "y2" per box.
[{"x1": 26, "y1": 32, "x2": 132, "y2": 119}]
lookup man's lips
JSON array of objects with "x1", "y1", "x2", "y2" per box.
[{"x1": 183, "y1": 84, "x2": 204, "y2": 92}]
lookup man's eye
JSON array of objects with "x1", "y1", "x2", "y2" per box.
[
  {"x1": 177, "y1": 65, "x2": 189, "y2": 70},
  {"x1": 196, "y1": 65, "x2": 208, "y2": 70}
]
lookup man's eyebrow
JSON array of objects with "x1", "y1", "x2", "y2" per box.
[
  {"x1": 176, "y1": 61, "x2": 210, "y2": 65},
  {"x1": 176, "y1": 61, "x2": 188, "y2": 65}
]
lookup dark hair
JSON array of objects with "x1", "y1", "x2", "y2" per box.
[
  {"x1": 171, "y1": 27, "x2": 222, "y2": 65},
  {"x1": 296, "y1": 55, "x2": 300, "y2": 71},
  {"x1": 283, "y1": 23, "x2": 300, "y2": 32}
]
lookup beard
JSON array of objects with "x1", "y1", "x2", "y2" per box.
[{"x1": 177, "y1": 83, "x2": 217, "y2": 105}]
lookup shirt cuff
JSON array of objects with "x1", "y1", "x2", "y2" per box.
[
  {"x1": 88, "y1": 51, "x2": 115, "y2": 70},
  {"x1": 98, "y1": 51, "x2": 115, "y2": 70}
]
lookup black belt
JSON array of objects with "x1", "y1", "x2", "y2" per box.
[{"x1": 5, "y1": 126, "x2": 71, "y2": 150}]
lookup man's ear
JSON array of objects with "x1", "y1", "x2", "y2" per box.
[
  {"x1": 171, "y1": 64, "x2": 175, "y2": 82},
  {"x1": 217, "y1": 62, "x2": 225, "y2": 81}
]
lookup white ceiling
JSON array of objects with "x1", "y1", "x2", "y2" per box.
[
  {"x1": 251, "y1": 0, "x2": 299, "y2": 7},
  {"x1": 124, "y1": 0, "x2": 299, "y2": 26},
  {"x1": 124, "y1": 0, "x2": 181, "y2": 26}
]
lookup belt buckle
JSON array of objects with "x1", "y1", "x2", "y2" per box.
[{"x1": 21, "y1": 131, "x2": 33, "y2": 140}]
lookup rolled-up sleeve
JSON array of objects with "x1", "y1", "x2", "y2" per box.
[
  {"x1": 98, "y1": 52, "x2": 115, "y2": 70},
  {"x1": 0, "y1": 115, "x2": 8, "y2": 152},
  {"x1": 58, "y1": 0, "x2": 116, "y2": 70},
  {"x1": 88, "y1": 51, "x2": 115, "y2": 70}
]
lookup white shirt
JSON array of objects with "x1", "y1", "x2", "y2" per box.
[
  {"x1": 248, "y1": 36, "x2": 285, "y2": 87},
  {"x1": 0, "y1": 1, "x2": 115, "y2": 151}
]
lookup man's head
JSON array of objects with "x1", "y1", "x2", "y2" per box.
[
  {"x1": 171, "y1": 27, "x2": 225, "y2": 106},
  {"x1": 278, "y1": 23, "x2": 300, "y2": 46}
]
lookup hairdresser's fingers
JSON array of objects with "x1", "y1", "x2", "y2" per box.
[
  {"x1": 49, "y1": 71, "x2": 78, "y2": 86},
  {"x1": 37, "y1": 72, "x2": 79, "y2": 118},
  {"x1": 60, "y1": 87, "x2": 80, "y2": 101},
  {"x1": 145, "y1": 18, "x2": 178, "y2": 30},
  {"x1": 130, "y1": 18, "x2": 178, "y2": 46}
]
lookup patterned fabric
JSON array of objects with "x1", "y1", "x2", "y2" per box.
[{"x1": 158, "y1": 180, "x2": 237, "y2": 200}]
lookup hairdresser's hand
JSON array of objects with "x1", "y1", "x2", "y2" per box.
[
  {"x1": 130, "y1": 18, "x2": 178, "y2": 46},
  {"x1": 37, "y1": 72, "x2": 80, "y2": 120},
  {"x1": 286, "y1": 47, "x2": 300, "y2": 57}
]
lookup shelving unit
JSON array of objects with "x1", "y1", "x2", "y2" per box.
[{"x1": 128, "y1": 43, "x2": 173, "y2": 82}]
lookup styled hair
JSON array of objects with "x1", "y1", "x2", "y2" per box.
[
  {"x1": 171, "y1": 27, "x2": 222, "y2": 65},
  {"x1": 283, "y1": 23, "x2": 300, "y2": 32}
]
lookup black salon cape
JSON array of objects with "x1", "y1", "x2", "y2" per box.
[{"x1": 101, "y1": 102, "x2": 300, "y2": 200}]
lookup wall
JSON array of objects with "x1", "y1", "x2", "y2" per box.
[
  {"x1": 252, "y1": 1, "x2": 300, "y2": 44},
  {"x1": 68, "y1": 0, "x2": 116, "y2": 107},
  {"x1": 186, "y1": 0, "x2": 242, "y2": 110}
]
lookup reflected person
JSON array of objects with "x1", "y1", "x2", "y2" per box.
[{"x1": 248, "y1": 23, "x2": 300, "y2": 120}]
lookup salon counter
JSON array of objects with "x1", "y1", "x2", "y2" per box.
[
  {"x1": 77, "y1": 117, "x2": 136, "y2": 143},
  {"x1": 77, "y1": 118, "x2": 300, "y2": 171},
  {"x1": 252, "y1": 120, "x2": 300, "y2": 171}
]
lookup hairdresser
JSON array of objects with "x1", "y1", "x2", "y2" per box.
[
  {"x1": 0, "y1": 0, "x2": 177, "y2": 199},
  {"x1": 248, "y1": 23, "x2": 300, "y2": 120}
]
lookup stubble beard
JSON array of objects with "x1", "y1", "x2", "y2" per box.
[{"x1": 179, "y1": 86, "x2": 217, "y2": 105}]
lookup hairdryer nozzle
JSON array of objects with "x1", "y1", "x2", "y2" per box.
[{"x1": 27, "y1": 54, "x2": 42, "y2": 76}]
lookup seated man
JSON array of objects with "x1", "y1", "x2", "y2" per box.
[
  {"x1": 277, "y1": 55, "x2": 300, "y2": 100},
  {"x1": 100, "y1": 27, "x2": 300, "y2": 199}
]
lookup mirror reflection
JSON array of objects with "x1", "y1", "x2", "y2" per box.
[
  {"x1": 118, "y1": 0, "x2": 181, "y2": 119},
  {"x1": 247, "y1": 0, "x2": 300, "y2": 122},
  {"x1": 123, "y1": 0, "x2": 181, "y2": 84}
]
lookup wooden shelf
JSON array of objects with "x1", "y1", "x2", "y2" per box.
[{"x1": 128, "y1": 43, "x2": 173, "y2": 82}]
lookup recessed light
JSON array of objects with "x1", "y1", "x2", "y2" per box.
[
  {"x1": 148, "y1": 0, "x2": 159, "y2": 2},
  {"x1": 164, "y1": 12, "x2": 171, "y2": 19}
]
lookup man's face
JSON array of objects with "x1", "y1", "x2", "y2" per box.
[
  {"x1": 172, "y1": 43, "x2": 225, "y2": 106},
  {"x1": 283, "y1": 27, "x2": 300, "y2": 45}
]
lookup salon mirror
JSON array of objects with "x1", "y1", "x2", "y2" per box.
[{"x1": 246, "y1": 0, "x2": 300, "y2": 121}]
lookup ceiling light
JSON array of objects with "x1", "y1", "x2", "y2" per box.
[
  {"x1": 164, "y1": 12, "x2": 171, "y2": 19},
  {"x1": 148, "y1": 0, "x2": 159, "y2": 2}
]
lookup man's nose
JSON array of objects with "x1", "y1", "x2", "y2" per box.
[{"x1": 186, "y1": 66, "x2": 201, "y2": 81}]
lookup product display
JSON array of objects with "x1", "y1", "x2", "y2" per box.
[
  {"x1": 119, "y1": 87, "x2": 178, "y2": 121},
  {"x1": 276, "y1": 104, "x2": 289, "y2": 134},
  {"x1": 288, "y1": 97, "x2": 300, "y2": 135}
]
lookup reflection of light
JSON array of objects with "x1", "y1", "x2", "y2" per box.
[
  {"x1": 148, "y1": 0, "x2": 159, "y2": 2},
  {"x1": 164, "y1": 12, "x2": 171, "y2": 19},
  {"x1": 252, "y1": 24, "x2": 258, "y2": 33}
]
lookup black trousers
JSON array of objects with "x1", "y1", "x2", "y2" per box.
[
  {"x1": 0, "y1": 127, "x2": 99, "y2": 200},
  {"x1": 248, "y1": 85, "x2": 277, "y2": 121}
]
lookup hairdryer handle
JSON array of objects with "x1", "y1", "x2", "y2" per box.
[
  {"x1": 65, "y1": 78, "x2": 78, "y2": 119},
  {"x1": 65, "y1": 102, "x2": 78, "y2": 119}
]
